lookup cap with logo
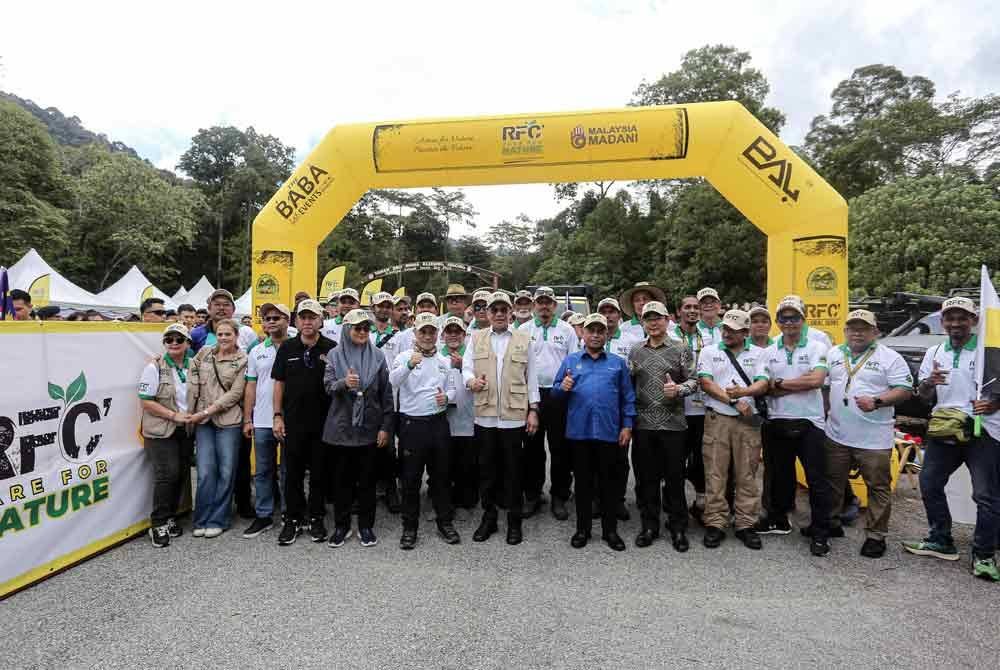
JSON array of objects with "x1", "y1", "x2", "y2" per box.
[
  {"x1": 568, "y1": 312, "x2": 586, "y2": 326},
  {"x1": 472, "y1": 290, "x2": 493, "y2": 305},
  {"x1": 583, "y1": 313, "x2": 608, "y2": 329},
  {"x1": 748, "y1": 304, "x2": 771, "y2": 319},
  {"x1": 722, "y1": 309, "x2": 751, "y2": 331},
  {"x1": 696, "y1": 287, "x2": 720, "y2": 303},
  {"x1": 208, "y1": 288, "x2": 235, "y2": 305},
  {"x1": 415, "y1": 292, "x2": 438, "y2": 306},
  {"x1": 296, "y1": 299, "x2": 324, "y2": 316},
  {"x1": 845, "y1": 309, "x2": 878, "y2": 327},
  {"x1": 533, "y1": 286, "x2": 557, "y2": 302},
  {"x1": 513, "y1": 290, "x2": 533, "y2": 304},
  {"x1": 413, "y1": 312, "x2": 439, "y2": 331},
  {"x1": 339, "y1": 288, "x2": 360, "y2": 303},
  {"x1": 370, "y1": 291, "x2": 394, "y2": 306},
  {"x1": 775, "y1": 295, "x2": 805, "y2": 317},
  {"x1": 342, "y1": 308, "x2": 373, "y2": 326},
  {"x1": 324, "y1": 291, "x2": 341, "y2": 306},
  {"x1": 641, "y1": 301, "x2": 670, "y2": 318},
  {"x1": 597, "y1": 297, "x2": 622, "y2": 313},
  {"x1": 392, "y1": 294, "x2": 411, "y2": 305},
  {"x1": 941, "y1": 296, "x2": 977, "y2": 316},
  {"x1": 442, "y1": 315, "x2": 467, "y2": 332},
  {"x1": 621, "y1": 282, "x2": 668, "y2": 316},
  {"x1": 488, "y1": 291, "x2": 512, "y2": 308},
  {"x1": 260, "y1": 303, "x2": 291, "y2": 320},
  {"x1": 163, "y1": 323, "x2": 191, "y2": 340}
]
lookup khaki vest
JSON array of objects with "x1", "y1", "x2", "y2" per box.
[
  {"x1": 189, "y1": 347, "x2": 248, "y2": 427},
  {"x1": 140, "y1": 357, "x2": 195, "y2": 439},
  {"x1": 471, "y1": 328, "x2": 531, "y2": 421}
]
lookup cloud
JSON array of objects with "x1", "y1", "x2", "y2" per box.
[{"x1": 1, "y1": 0, "x2": 996, "y2": 233}]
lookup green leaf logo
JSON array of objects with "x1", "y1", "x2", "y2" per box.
[
  {"x1": 66, "y1": 372, "x2": 87, "y2": 405},
  {"x1": 48, "y1": 382, "x2": 65, "y2": 402}
]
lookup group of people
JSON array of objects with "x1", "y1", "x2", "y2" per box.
[{"x1": 135, "y1": 281, "x2": 1000, "y2": 582}]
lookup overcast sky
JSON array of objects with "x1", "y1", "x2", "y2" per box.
[{"x1": 2, "y1": 0, "x2": 997, "y2": 238}]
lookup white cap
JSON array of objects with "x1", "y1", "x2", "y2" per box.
[
  {"x1": 488, "y1": 291, "x2": 512, "y2": 308},
  {"x1": 415, "y1": 292, "x2": 438, "y2": 306},
  {"x1": 583, "y1": 313, "x2": 608, "y2": 329},
  {"x1": 339, "y1": 288, "x2": 360, "y2": 302},
  {"x1": 533, "y1": 286, "x2": 557, "y2": 302},
  {"x1": 722, "y1": 309, "x2": 750, "y2": 331},
  {"x1": 697, "y1": 287, "x2": 720, "y2": 302},
  {"x1": 472, "y1": 290, "x2": 493, "y2": 305},
  {"x1": 776, "y1": 295, "x2": 805, "y2": 317},
  {"x1": 342, "y1": 308, "x2": 373, "y2": 326},
  {"x1": 442, "y1": 315, "x2": 467, "y2": 332},
  {"x1": 941, "y1": 296, "x2": 977, "y2": 316},
  {"x1": 162, "y1": 323, "x2": 191, "y2": 340},
  {"x1": 370, "y1": 291, "x2": 394, "y2": 306},
  {"x1": 597, "y1": 297, "x2": 622, "y2": 313},
  {"x1": 641, "y1": 301, "x2": 670, "y2": 318},
  {"x1": 296, "y1": 299, "x2": 324, "y2": 316},
  {"x1": 260, "y1": 303, "x2": 291, "y2": 319},
  {"x1": 845, "y1": 309, "x2": 878, "y2": 327},
  {"x1": 413, "y1": 312, "x2": 439, "y2": 331}
]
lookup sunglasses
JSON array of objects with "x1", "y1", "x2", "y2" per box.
[
  {"x1": 777, "y1": 314, "x2": 803, "y2": 324},
  {"x1": 350, "y1": 324, "x2": 370, "y2": 332},
  {"x1": 473, "y1": 304, "x2": 488, "y2": 312},
  {"x1": 149, "y1": 309, "x2": 167, "y2": 316},
  {"x1": 264, "y1": 315, "x2": 285, "y2": 322},
  {"x1": 163, "y1": 336, "x2": 186, "y2": 345}
]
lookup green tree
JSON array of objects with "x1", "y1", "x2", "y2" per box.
[
  {"x1": 848, "y1": 175, "x2": 1000, "y2": 295},
  {"x1": 0, "y1": 100, "x2": 71, "y2": 265}
]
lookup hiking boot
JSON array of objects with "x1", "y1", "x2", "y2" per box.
[
  {"x1": 551, "y1": 497, "x2": 569, "y2": 521},
  {"x1": 358, "y1": 527, "x2": 377, "y2": 547},
  {"x1": 752, "y1": 517, "x2": 792, "y2": 535},
  {"x1": 810, "y1": 538, "x2": 830, "y2": 556},
  {"x1": 473, "y1": 518, "x2": 498, "y2": 542},
  {"x1": 149, "y1": 525, "x2": 170, "y2": 548},
  {"x1": 277, "y1": 519, "x2": 301, "y2": 546},
  {"x1": 242, "y1": 517, "x2": 273, "y2": 539},
  {"x1": 670, "y1": 530, "x2": 690, "y2": 553},
  {"x1": 328, "y1": 527, "x2": 352, "y2": 548},
  {"x1": 972, "y1": 555, "x2": 1000, "y2": 581},
  {"x1": 860, "y1": 537, "x2": 886, "y2": 558},
  {"x1": 703, "y1": 527, "x2": 725, "y2": 548},
  {"x1": 309, "y1": 517, "x2": 328, "y2": 543},
  {"x1": 735, "y1": 528, "x2": 762, "y2": 550},
  {"x1": 166, "y1": 518, "x2": 183, "y2": 538},
  {"x1": 902, "y1": 538, "x2": 960, "y2": 561},
  {"x1": 437, "y1": 520, "x2": 461, "y2": 545},
  {"x1": 400, "y1": 528, "x2": 417, "y2": 550},
  {"x1": 635, "y1": 528, "x2": 658, "y2": 548}
]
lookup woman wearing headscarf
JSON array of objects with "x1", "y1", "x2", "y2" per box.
[
  {"x1": 138, "y1": 323, "x2": 196, "y2": 548},
  {"x1": 189, "y1": 318, "x2": 248, "y2": 538},
  {"x1": 323, "y1": 308, "x2": 394, "y2": 548}
]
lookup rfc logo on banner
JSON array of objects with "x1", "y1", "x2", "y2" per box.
[{"x1": 501, "y1": 120, "x2": 544, "y2": 162}]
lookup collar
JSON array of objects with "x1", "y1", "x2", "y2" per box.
[
  {"x1": 643, "y1": 337, "x2": 670, "y2": 349},
  {"x1": 533, "y1": 317, "x2": 554, "y2": 328},
  {"x1": 697, "y1": 319, "x2": 719, "y2": 332},
  {"x1": 719, "y1": 338, "x2": 749, "y2": 353},
  {"x1": 165, "y1": 351, "x2": 192, "y2": 380},
  {"x1": 944, "y1": 334, "x2": 977, "y2": 352},
  {"x1": 441, "y1": 344, "x2": 466, "y2": 356},
  {"x1": 490, "y1": 327, "x2": 511, "y2": 336},
  {"x1": 334, "y1": 316, "x2": 344, "y2": 325},
  {"x1": 838, "y1": 342, "x2": 878, "y2": 361},
  {"x1": 584, "y1": 349, "x2": 608, "y2": 361},
  {"x1": 781, "y1": 333, "x2": 809, "y2": 350},
  {"x1": 373, "y1": 323, "x2": 394, "y2": 335},
  {"x1": 261, "y1": 337, "x2": 274, "y2": 348},
  {"x1": 608, "y1": 327, "x2": 622, "y2": 341},
  {"x1": 630, "y1": 315, "x2": 640, "y2": 326}
]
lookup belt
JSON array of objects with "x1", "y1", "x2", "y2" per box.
[{"x1": 400, "y1": 412, "x2": 447, "y2": 422}]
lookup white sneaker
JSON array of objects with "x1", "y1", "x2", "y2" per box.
[
  {"x1": 193, "y1": 528, "x2": 206, "y2": 538},
  {"x1": 203, "y1": 527, "x2": 223, "y2": 538}
]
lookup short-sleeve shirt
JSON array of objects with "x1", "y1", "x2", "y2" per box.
[
  {"x1": 670, "y1": 324, "x2": 712, "y2": 416},
  {"x1": 697, "y1": 341, "x2": 766, "y2": 416},
  {"x1": 271, "y1": 334, "x2": 336, "y2": 425},
  {"x1": 138, "y1": 359, "x2": 189, "y2": 413},
  {"x1": 803, "y1": 324, "x2": 833, "y2": 353},
  {"x1": 753, "y1": 335, "x2": 829, "y2": 429},
  {"x1": 826, "y1": 343, "x2": 912, "y2": 449},
  {"x1": 371, "y1": 325, "x2": 405, "y2": 368},
  {"x1": 518, "y1": 318, "x2": 580, "y2": 388},
  {"x1": 605, "y1": 327, "x2": 643, "y2": 360},
  {"x1": 918, "y1": 335, "x2": 1000, "y2": 440},
  {"x1": 246, "y1": 337, "x2": 279, "y2": 429},
  {"x1": 321, "y1": 317, "x2": 343, "y2": 343}
]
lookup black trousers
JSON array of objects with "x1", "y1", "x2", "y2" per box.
[
  {"x1": 334, "y1": 444, "x2": 377, "y2": 528},
  {"x1": 234, "y1": 433, "x2": 253, "y2": 513},
  {"x1": 449, "y1": 435, "x2": 478, "y2": 509},
  {"x1": 633, "y1": 428, "x2": 688, "y2": 532},
  {"x1": 762, "y1": 420, "x2": 831, "y2": 539},
  {"x1": 684, "y1": 414, "x2": 706, "y2": 494},
  {"x1": 399, "y1": 413, "x2": 453, "y2": 530},
  {"x1": 478, "y1": 425, "x2": 524, "y2": 526},
  {"x1": 146, "y1": 428, "x2": 193, "y2": 527},
  {"x1": 523, "y1": 388, "x2": 572, "y2": 501},
  {"x1": 283, "y1": 426, "x2": 329, "y2": 523},
  {"x1": 375, "y1": 425, "x2": 399, "y2": 489},
  {"x1": 571, "y1": 440, "x2": 627, "y2": 535}
]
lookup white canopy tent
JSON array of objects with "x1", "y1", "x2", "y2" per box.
[
  {"x1": 235, "y1": 289, "x2": 252, "y2": 316},
  {"x1": 95, "y1": 265, "x2": 177, "y2": 312},
  {"x1": 6, "y1": 249, "x2": 112, "y2": 311},
  {"x1": 181, "y1": 276, "x2": 216, "y2": 308},
  {"x1": 170, "y1": 285, "x2": 189, "y2": 303}
]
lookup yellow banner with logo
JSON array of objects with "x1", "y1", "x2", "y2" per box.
[
  {"x1": 393, "y1": 286, "x2": 406, "y2": 298},
  {"x1": 360, "y1": 279, "x2": 382, "y2": 307},
  {"x1": 319, "y1": 266, "x2": 346, "y2": 301}
]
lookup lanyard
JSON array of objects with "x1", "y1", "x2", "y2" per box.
[{"x1": 842, "y1": 346, "x2": 877, "y2": 405}]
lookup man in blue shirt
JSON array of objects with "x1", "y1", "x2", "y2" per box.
[{"x1": 552, "y1": 313, "x2": 636, "y2": 551}]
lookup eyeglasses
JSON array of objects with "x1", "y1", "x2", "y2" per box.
[
  {"x1": 163, "y1": 336, "x2": 186, "y2": 345},
  {"x1": 264, "y1": 315, "x2": 285, "y2": 322},
  {"x1": 473, "y1": 304, "x2": 488, "y2": 312},
  {"x1": 489, "y1": 306, "x2": 509, "y2": 314},
  {"x1": 776, "y1": 314, "x2": 803, "y2": 324},
  {"x1": 148, "y1": 309, "x2": 166, "y2": 316}
]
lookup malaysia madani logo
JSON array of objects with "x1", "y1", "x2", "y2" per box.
[{"x1": 571, "y1": 125, "x2": 586, "y2": 149}]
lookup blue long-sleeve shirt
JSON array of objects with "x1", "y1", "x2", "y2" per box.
[{"x1": 551, "y1": 350, "x2": 636, "y2": 443}]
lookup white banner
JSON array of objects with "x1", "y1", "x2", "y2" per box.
[{"x1": 0, "y1": 322, "x2": 164, "y2": 597}]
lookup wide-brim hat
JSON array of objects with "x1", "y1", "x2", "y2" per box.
[
  {"x1": 440, "y1": 284, "x2": 470, "y2": 302},
  {"x1": 620, "y1": 282, "x2": 667, "y2": 317}
]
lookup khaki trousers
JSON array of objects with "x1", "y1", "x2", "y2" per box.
[
  {"x1": 702, "y1": 410, "x2": 761, "y2": 530},
  {"x1": 824, "y1": 438, "x2": 892, "y2": 539}
]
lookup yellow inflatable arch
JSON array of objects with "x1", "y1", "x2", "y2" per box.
[{"x1": 252, "y1": 102, "x2": 848, "y2": 339}]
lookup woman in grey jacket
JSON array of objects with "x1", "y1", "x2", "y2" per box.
[{"x1": 323, "y1": 309, "x2": 394, "y2": 548}]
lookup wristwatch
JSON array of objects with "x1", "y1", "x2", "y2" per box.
[
  {"x1": 273, "y1": 412, "x2": 283, "y2": 418},
  {"x1": 874, "y1": 397, "x2": 884, "y2": 408},
  {"x1": 773, "y1": 378, "x2": 785, "y2": 390}
]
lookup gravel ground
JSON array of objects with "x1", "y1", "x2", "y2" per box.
[{"x1": 4, "y1": 477, "x2": 998, "y2": 670}]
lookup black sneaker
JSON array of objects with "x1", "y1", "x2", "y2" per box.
[
  {"x1": 277, "y1": 519, "x2": 301, "y2": 546},
  {"x1": 860, "y1": 537, "x2": 886, "y2": 558},
  {"x1": 753, "y1": 517, "x2": 792, "y2": 535},
  {"x1": 242, "y1": 517, "x2": 273, "y2": 539},
  {"x1": 309, "y1": 517, "x2": 328, "y2": 543},
  {"x1": 328, "y1": 526, "x2": 352, "y2": 548},
  {"x1": 165, "y1": 518, "x2": 183, "y2": 538},
  {"x1": 735, "y1": 528, "x2": 762, "y2": 550},
  {"x1": 359, "y1": 527, "x2": 378, "y2": 547},
  {"x1": 400, "y1": 528, "x2": 417, "y2": 550},
  {"x1": 149, "y1": 525, "x2": 170, "y2": 548},
  {"x1": 810, "y1": 538, "x2": 830, "y2": 556}
]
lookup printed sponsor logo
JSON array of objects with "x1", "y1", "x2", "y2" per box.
[
  {"x1": 274, "y1": 164, "x2": 333, "y2": 223},
  {"x1": 806, "y1": 266, "x2": 838, "y2": 295},
  {"x1": 740, "y1": 136, "x2": 800, "y2": 203},
  {"x1": 569, "y1": 123, "x2": 639, "y2": 149},
  {"x1": 501, "y1": 120, "x2": 544, "y2": 162}
]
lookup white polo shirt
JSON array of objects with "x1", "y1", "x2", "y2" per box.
[
  {"x1": 919, "y1": 335, "x2": 1000, "y2": 440},
  {"x1": 605, "y1": 327, "x2": 643, "y2": 360},
  {"x1": 443, "y1": 345, "x2": 475, "y2": 437},
  {"x1": 697, "y1": 320, "x2": 722, "y2": 346},
  {"x1": 803, "y1": 324, "x2": 833, "y2": 353},
  {"x1": 622, "y1": 316, "x2": 645, "y2": 340},
  {"x1": 518, "y1": 317, "x2": 580, "y2": 388},
  {"x1": 670, "y1": 324, "x2": 711, "y2": 416},
  {"x1": 246, "y1": 337, "x2": 280, "y2": 429},
  {"x1": 753, "y1": 335, "x2": 829, "y2": 429},
  {"x1": 321, "y1": 316, "x2": 343, "y2": 343},
  {"x1": 697, "y1": 341, "x2": 766, "y2": 416},
  {"x1": 826, "y1": 343, "x2": 912, "y2": 449},
  {"x1": 138, "y1": 357, "x2": 190, "y2": 414},
  {"x1": 371, "y1": 324, "x2": 405, "y2": 368},
  {"x1": 389, "y1": 350, "x2": 455, "y2": 417}
]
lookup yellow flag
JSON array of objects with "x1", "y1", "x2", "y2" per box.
[
  {"x1": 393, "y1": 286, "x2": 406, "y2": 298},
  {"x1": 320, "y1": 266, "x2": 346, "y2": 300},
  {"x1": 360, "y1": 279, "x2": 382, "y2": 306},
  {"x1": 29, "y1": 274, "x2": 51, "y2": 308}
]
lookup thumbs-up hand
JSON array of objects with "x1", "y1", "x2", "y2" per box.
[
  {"x1": 346, "y1": 367, "x2": 360, "y2": 389},
  {"x1": 449, "y1": 350, "x2": 463, "y2": 369},
  {"x1": 409, "y1": 350, "x2": 423, "y2": 369},
  {"x1": 663, "y1": 373, "x2": 678, "y2": 400},
  {"x1": 435, "y1": 386, "x2": 447, "y2": 407},
  {"x1": 561, "y1": 369, "x2": 575, "y2": 392},
  {"x1": 469, "y1": 373, "x2": 488, "y2": 392}
]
